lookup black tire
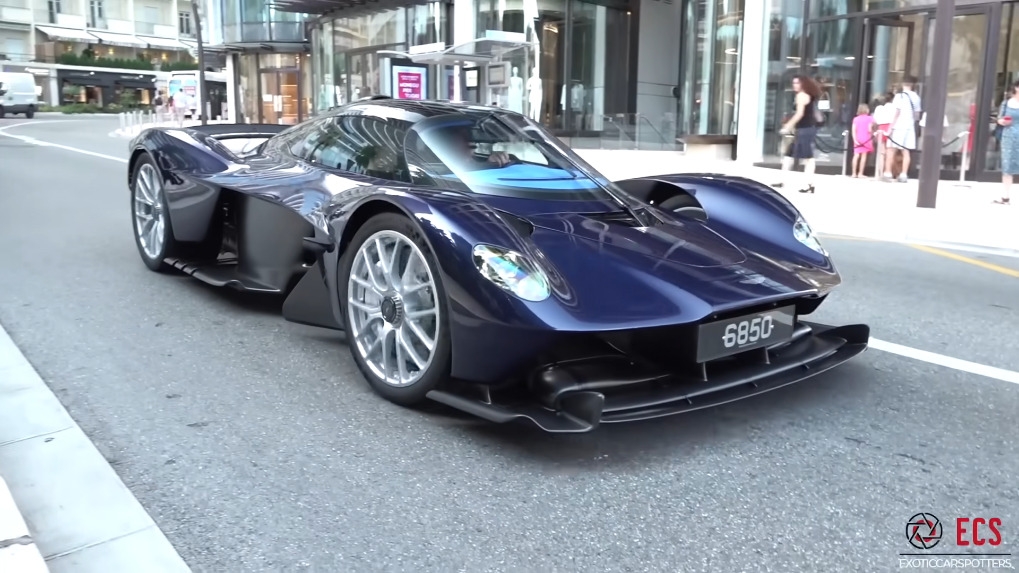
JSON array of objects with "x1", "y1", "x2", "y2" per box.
[
  {"x1": 338, "y1": 212, "x2": 452, "y2": 407},
  {"x1": 659, "y1": 194, "x2": 708, "y2": 220},
  {"x1": 24, "y1": 106, "x2": 34, "y2": 119},
  {"x1": 0, "y1": 107, "x2": 5, "y2": 119},
  {"x1": 130, "y1": 154, "x2": 180, "y2": 272}
]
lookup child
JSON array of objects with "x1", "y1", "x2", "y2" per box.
[
  {"x1": 851, "y1": 103, "x2": 875, "y2": 178},
  {"x1": 871, "y1": 94, "x2": 895, "y2": 179}
]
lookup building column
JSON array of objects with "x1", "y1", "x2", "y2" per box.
[
  {"x1": 225, "y1": 52, "x2": 238, "y2": 122},
  {"x1": 734, "y1": 0, "x2": 769, "y2": 165},
  {"x1": 451, "y1": 0, "x2": 477, "y2": 102},
  {"x1": 48, "y1": 73, "x2": 59, "y2": 107}
]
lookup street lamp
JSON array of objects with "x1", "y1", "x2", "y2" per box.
[{"x1": 191, "y1": 0, "x2": 209, "y2": 125}]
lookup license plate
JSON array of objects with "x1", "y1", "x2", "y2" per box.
[{"x1": 696, "y1": 306, "x2": 796, "y2": 362}]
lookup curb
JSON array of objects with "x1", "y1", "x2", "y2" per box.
[
  {"x1": 0, "y1": 476, "x2": 48, "y2": 573},
  {"x1": 0, "y1": 323, "x2": 192, "y2": 572}
]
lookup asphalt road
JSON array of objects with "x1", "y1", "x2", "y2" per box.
[{"x1": 1, "y1": 115, "x2": 1017, "y2": 572}]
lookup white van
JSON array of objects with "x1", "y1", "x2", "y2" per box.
[{"x1": 0, "y1": 72, "x2": 40, "y2": 119}]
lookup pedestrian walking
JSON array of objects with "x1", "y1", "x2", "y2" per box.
[
  {"x1": 851, "y1": 103, "x2": 875, "y2": 178},
  {"x1": 994, "y1": 80, "x2": 1019, "y2": 205},
  {"x1": 777, "y1": 74, "x2": 823, "y2": 194},
  {"x1": 152, "y1": 91, "x2": 165, "y2": 122},
  {"x1": 883, "y1": 76, "x2": 922, "y2": 183},
  {"x1": 171, "y1": 89, "x2": 187, "y2": 127}
]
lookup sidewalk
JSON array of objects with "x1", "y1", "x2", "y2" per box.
[
  {"x1": 0, "y1": 477, "x2": 47, "y2": 573},
  {"x1": 576, "y1": 149, "x2": 1019, "y2": 255},
  {"x1": 0, "y1": 324, "x2": 190, "y2": 573}
]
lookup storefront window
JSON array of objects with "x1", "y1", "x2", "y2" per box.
[
  {"x1": 335, "y1": 9, "x2": 407, "y2": 51},
  {"x1": 313, "y1": 22, "x2": 337, "y2": 112},
  {"x1": 475, "y1": 0, "x2": 567, "y2": 128},
  {"x1": 677, "y1": 0, "x2": 744, "y2": 136},
  {"x1": 237, "y1": 53, "x2": 259, "y2": 123},
  {"x1": 761, "y1": 0, "x2": 805, "y2": 161},
  {"x1": 569, "y1": 0, "x2": 630, "y2": 133},
  {"x1": 408, "y1": 3, "x2": 447, "y2": 46}
]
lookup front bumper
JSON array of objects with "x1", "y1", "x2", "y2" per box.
[{"x1": 426, "y1": 321, "x2": 870, "y2": 433}]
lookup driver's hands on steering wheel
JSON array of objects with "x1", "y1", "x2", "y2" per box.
[{"x1": 487, "y1": 151, "x2": 512, "y2": 166}]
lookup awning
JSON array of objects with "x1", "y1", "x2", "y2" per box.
[
  {"x1": 179, "y1": 39, "x2": 197, "y2": 49},
  {"x1": 137, "y1": 36, "x2": 187, "y2": 50},
  {"x1": 35, "y1": 25, "x2": 98, "y2": 43},
  {"x1": 89, "y1": 30, "x2": 147, "y2": 48},
  {"x1": 378, "y1": 31, "x2": 530, "y2": 65}
]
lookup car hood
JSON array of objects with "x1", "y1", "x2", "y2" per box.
[
  {"x1": 525, "y1": 211, "x2": 747, "y2": 269},
  {"x1": 508, "y1": 213, "x2": 826, "y2": 328}
]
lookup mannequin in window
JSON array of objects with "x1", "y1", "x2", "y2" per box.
[
  {"x1": 527, "y1": 67, "x2": 542, "y2": 122},
  {"x1": 561, "y1": 80, "x2": 586, "y2": 129},
  {"x1": 508, "y1": 66, "x2": 524, "y2": 113}
]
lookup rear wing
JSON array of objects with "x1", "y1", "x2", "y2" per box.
[
  {"x1": 188, "y1": 123, "x2": 291, "y2": 141},
  {"x1": 187, "y1": 123, "x2": 292, "y2": 157}
]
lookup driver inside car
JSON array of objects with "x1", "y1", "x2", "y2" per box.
[{"x1": 440, "y1": 126, "x2": 514, "y2": 169}]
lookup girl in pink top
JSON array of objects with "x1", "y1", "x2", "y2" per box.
[{"x1": 851, "y1": 103, "x2": 875, "y2": 178}]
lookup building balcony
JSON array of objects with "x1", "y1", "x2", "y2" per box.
[
  {"x1": 0, "y1": 5, "x2": 31, "y2": 23},
  {"x1": 36, "y1": 13, "x2": 86, "y2": 28},
  {"x1": 135, "y1": 21, "x2": 178, "y2": 37}
]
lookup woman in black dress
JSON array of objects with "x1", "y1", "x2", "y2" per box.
[{"x1": 778, "y1": 75, "x2": 823, "y2": 193}]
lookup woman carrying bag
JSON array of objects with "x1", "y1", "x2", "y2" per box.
[{"x1": 995, "y1": 80, "x2": 1019, "y2": 205}]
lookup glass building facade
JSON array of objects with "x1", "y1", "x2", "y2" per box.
[
  {"x1": 208, "y1": 0, "x2": 313, "y2": 125},
  {"x1": 298, "y1": 0, "x2": 750, "y2": 149},
  {"x1": 284, "y1": 0, "x2": 1019, "y2": 179},
  {"x1": 758, "y1": 0, "x2": 1019, "y2": 181}
]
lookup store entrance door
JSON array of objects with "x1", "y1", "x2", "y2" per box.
[
  {"x1": 259, "y1": 68, "x2": 303, "y2": 125},
  {"x1": 854, "y1": 15, "x2": 921, "y2": 177},
  {"x1": 860, "y1": 18, "x2": 917, "y2": 107}
]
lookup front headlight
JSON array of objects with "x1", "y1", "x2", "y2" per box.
[
  {"x1": 793, "y1": 215, "x2": 827, "y2": 256},
  {"x1": 473, "y1": 244, "x2": 551, "y2": 302}
]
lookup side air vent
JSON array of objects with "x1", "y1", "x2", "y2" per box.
[
  {"x1": 584, "y1": 210, "x2": 644, "y2": 227},
  {"x1": 493, "y1": 209, "x2": 534, "y2": 236}
]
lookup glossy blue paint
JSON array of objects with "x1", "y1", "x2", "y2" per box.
[{"x1": 127, "y1": 101, "x2": 845, "y2": 385}]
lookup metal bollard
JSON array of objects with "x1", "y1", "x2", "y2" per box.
[
  {"x1": 841, "y1": 130, "x2": 849, "y2": 177},
  {"x1": 959, "y1": 130, "x2": 969, "y2": 182}
]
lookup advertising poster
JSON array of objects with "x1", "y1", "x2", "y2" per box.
[{"x1": 392, "y1": 65, "x2": 428, "y2": 100}]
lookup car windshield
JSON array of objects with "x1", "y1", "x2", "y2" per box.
[{"x1": 403, "y1": 111, "x2": 616, "y2": 201}]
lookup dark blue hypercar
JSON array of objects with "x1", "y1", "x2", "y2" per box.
[{"x1": 126, "y1": 97, "x2": 869, "y2": 432}]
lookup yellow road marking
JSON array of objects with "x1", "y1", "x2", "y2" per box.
[{"x1": 910, "y1": 244, "x2": 1019, "y2": 278}]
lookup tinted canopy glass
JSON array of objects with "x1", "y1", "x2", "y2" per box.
[{"x1": 403, "y1": 111, "x2": 615, "y2": 201}]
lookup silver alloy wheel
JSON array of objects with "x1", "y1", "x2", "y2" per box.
[
  {"x1": 133, "y1": 163, "x2": 166, "y2": 260},
  {"x1": 347, "y1": 229, "x2": 440, "y2": 387}
]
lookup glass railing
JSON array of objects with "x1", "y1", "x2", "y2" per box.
[
  {"x1": 224, "y1": 21, "x2": 305, "y2": 44},
  {"x1": 556, "y1": 113, "x2": 687, "y2": 151}
]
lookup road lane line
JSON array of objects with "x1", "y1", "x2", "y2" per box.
[
  {"x1": 910, "y1": 244, "x2": 1019, "y2": 277},
  {"x1": 0, "y1": 122, "x2": 128, "y2": 164},
  {"x1": 871, "y1": 338, "x2": 1019, "y2": 385}
]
